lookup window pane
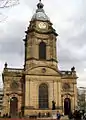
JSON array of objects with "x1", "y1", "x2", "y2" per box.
[{"x1": 39, "y1": 83, "x2": 48, "y2": 109}]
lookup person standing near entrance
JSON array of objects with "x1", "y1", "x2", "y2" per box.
[{"x1": 56, "y1": 111, "x2": 61, "y2": 120}]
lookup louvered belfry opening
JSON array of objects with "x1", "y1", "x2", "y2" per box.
[{"x1": 39, "y1": 42, "x2": 46, "y2": 60}]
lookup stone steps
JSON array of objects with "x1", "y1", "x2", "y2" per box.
[{"x1": 0, "y1": 116, "x2": 69, "y2": 120}]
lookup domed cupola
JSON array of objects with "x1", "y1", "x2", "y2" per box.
[
  {"x1": 25, "y1": 0, "x2": 58, "y2": 36},
  {"x1": 31, "y1": 0, "x2": 50, "y2": 21}
]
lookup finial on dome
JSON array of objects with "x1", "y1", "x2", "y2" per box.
[{"x1": 37, "y1": 0, "x2": 44, "y2": 9}]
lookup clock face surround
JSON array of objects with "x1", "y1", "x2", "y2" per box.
[{"x1": 38, "y1": 22, "x2": 47, "y2": 29}]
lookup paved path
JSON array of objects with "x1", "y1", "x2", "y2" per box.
[
  {"x1": 37, "y1": 116, "x2": 69, "y2": 120},
  {"x1": 61, "y1": 116, "x2": 69, "y2": 120}
]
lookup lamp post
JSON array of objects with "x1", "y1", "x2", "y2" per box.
[{"x1": 79, "y1": 87, "x2": 86, "y2": 111}]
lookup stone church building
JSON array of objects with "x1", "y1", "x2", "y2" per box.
[{"x1": 2, "y1": 0, "x2": 78, "y2": 117}]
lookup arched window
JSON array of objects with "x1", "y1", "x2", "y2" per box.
[
  {"x1": 39, "y1": 83, "x2": 48, "y2": 109},
  {"x1": 39, "y1": 42, "x2": 46, "y2": 59}
]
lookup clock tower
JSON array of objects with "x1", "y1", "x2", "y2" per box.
[
  {"x1": 24, "y1": 0, "x2": 58, "y2": 72},
  {"x1": 24, "y1": 0, "x2": 60, "y2": 115}
]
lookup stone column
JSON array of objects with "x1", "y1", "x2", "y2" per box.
[
  {"x1": 54, "y1": 80, "x2": 58, "y2": 107},
  {"x1": 29, "y1": 80, "x2": 36, "y2": 108},
  {"x1": 71, "y1": 96, "x2": 74, "y2": 111},
  {"x1": 49, "y1": 81, "x2": 54, "y2": 109},
  {"x1": 58, "y1": 81, "x2": 61, "y2": 106},
  {"x1": 25, "y1": 76, "x2": 30, "y2": 107}
]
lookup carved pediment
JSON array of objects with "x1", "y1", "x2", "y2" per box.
[{"x1": 26, "y1": 66, "x2": 61, "y2": 76}]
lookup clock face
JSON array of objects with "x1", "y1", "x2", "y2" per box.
[{"x1": 38, "y1": 22, "x2": 47, "y2": 29}]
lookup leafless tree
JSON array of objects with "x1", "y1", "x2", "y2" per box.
[{"x1": 0, "y1": 0, "x2": 19, "y2": 22}]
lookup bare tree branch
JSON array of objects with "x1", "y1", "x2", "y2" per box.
[
  {"x1": 0, "y1": 0, "x2": 19, "y2": 22},
  {"x1": 0, "y1": 0, "x2": 9, "y2": 8},
  {"x1": 0, "y1": 0, "x2": 19, "y2": 8},
  {"x1": 0, "y1": 13, "x2": 7, "y2": 22}
]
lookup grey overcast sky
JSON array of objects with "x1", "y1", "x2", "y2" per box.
[{"x1": 0, "y1": 0, "x2": 86, "y2": 88}]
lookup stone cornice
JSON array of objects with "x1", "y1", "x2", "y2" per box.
[
  {"x1": 6, "y1": 92, "x2": 22, "y2": 96},
  {"x1": 25, "y1": 57, "x2": 58, "y2": 63}
]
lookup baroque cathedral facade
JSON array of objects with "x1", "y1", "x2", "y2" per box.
[{"x1": 2, "y1": 0, "x2": 78, "y2": 117}]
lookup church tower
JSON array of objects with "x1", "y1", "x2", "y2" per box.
[
  {"x1": 24, "y1": 1, "x2": 58, "y2": 71},
  {"x1": 23, "y1": 1, "x2": 78, "y2": 116},
  {"x1": 23, "y1": 0, "x2": 61, "y2": 115}
]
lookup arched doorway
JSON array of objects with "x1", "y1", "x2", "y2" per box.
[
  {"x1": 64, "y1": 98, "x2": 71, "y2": 115},
  {"x1": 10, "y1": 97, "x2": 18, "y2": 117},
  {"x1": 39, "y1": 83, "x2": 48, "y2": 109}
]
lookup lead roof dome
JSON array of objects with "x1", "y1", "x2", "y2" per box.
[{"x1": 31, "y1": 0, "x2": 50, "y2": 21}]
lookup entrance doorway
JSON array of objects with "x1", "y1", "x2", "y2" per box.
[
  {"x1": 10, "y1": 97, "x2": 18, "y2": 117},
  {"x1": 64, "y1": 98, "x2": 71, "y2": 115}
]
